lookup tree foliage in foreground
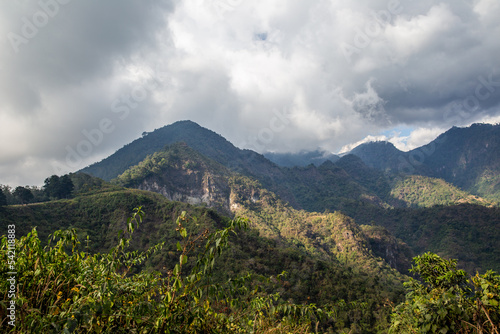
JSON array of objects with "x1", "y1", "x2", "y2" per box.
[
  {"x1": 1, "y1": 209, "x2": 338, "y2": 333},
  {"x1": 390, "y1": 252, "x2": 500, "y2": 333}
]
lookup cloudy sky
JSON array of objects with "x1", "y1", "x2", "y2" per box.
[{"x1": 1, "y1": 0, "x2": 500, "y2": 187}]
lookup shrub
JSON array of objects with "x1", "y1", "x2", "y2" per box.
[
  {"x1": 1, "y1": 209, "x2": 333, "y2": 333},
  {"x1": 390, "y1": 252, "x2": 500, "y2": 333}
]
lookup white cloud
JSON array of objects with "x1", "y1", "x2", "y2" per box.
[
  {"x1": 390, "y1": 127, "x2": 446, "y2": 151},
  {"x1": 338, "y1": 126, "x2": 445, "y2": 153},
  {"x1": 339, "y1": 135, "x2": 389, "y2": 154},
  {"x1": 473, "y1": 0, "x2": 500, "y2": 22},
  {"x1": 385, "y1": 4, "x2": 460, "y2": 61}
]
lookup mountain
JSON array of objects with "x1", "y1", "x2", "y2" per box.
[
  {"x1": 349, "y1": 141, "x2": 404, "y2": 172},
  {"x1": 417, "y1": 124, "x2": 500, "y2": 199},
  {"x1": 105, "y1": 128, "x2": 500, "y2": 274},
  {"x1": 80, "y1": 121, "x2": 388, "y2": 211},
  {"x1": 79, "y1": 120, "x2": 284, "y2": 183},
  {"x1": 82, "y1": 120, "x2": 497, "y2": 211},
  {"x1": 264, "y1": 150, "x2": 339, "y2": 167},
  {"x1": 275, "y1": 154, "x2": 491, "y2": 215},
  {"x1": 108, "y1": 139, "x2": 401, "y2": 217},
  {"x1": 79, "y1": 120, "x2": 304, "y2": 208},
  {"x1": 349, "y1": 123, "x2": 500, "y2": 201},
  {"x1": 111, "y1": 142, "x2": 382, "y2": 220},
  {"x1": 75, "y1": 120, "x2": 500, "y2": 273},
  {"x1": 110, "y1": 143, "x2": 416, "y2": 272}
]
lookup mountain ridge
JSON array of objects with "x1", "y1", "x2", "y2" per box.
[
  {"x1": 80, "y1": 120, "x2": 242, "y2": 181},
  {"x1": 79, "y1": 120, "x2": 499, "y2": 212},
  {"x1": 346, "y1": 123, "x2": 500, "y2": 201},
  {"x1": 101, "y1": 126, "x2": 500, "y2": 273}
]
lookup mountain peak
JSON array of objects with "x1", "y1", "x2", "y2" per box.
[
  {"x1": 264, "y1": 150, "x2": 339, "y2": 167},
  {"x1": 349, "y1": 141, "x2": 402, "y2": 170},
  {"x1": 79, "y1": 120, "x2": 285, "y2": 183},
  {"x1": 353, "y1": 140, "x2": 397, "y2": 150},
  {"x1": 79, "y1": 120, "x2": 238, "y2": 181}
]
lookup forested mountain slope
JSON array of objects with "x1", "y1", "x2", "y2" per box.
[
  {"x1": 109, "y1": 140, "x2": 500, "y2": 275},
  {"x1": 349, "y1": 123, "x2": 500, "y2": 201},
  {"x1": 0, "y1": 181, "x2": 407, "y2": 332}
]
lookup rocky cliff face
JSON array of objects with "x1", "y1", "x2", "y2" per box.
[
  {"x1": 138, "y1": 170, "x2": 232, "y2": 215},
  {"x1": 112, "y1": 142, "x2": 237, "y2": 215}
]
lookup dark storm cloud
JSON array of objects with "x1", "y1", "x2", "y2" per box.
[
  {"x1": 2, "y1": 0, "x2": 172, "y2": 111},
  {"x1": 0, "y1": 0, "x2": 174, "y2": 185}
]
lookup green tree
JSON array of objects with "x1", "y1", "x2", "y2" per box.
[
  {"x1": 390, "y1": 252, "x2": 500, "y2": 333},
  {"x1": 0, "y1": 188, "x2": 6, "y2": 206},
  {"x1": 0, "y1": 185, "x2": 14, "y2": 205},
  {"x1": 28, "y1": 186, "x2": 48, "y2": 203},
  {"x1": 44, "y1": 174, "x2": 74, "y2": 199},
  {"x1": 44, "y1": 175, "x2": 61, "y2": 198},
  {"x1": 59, "y1": 174, "x2": 74, "y2": 198},
  {"x1": 13, "y1": 186, "x2": 34, "y2": 205}
]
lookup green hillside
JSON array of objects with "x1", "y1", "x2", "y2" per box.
[
  {"x1": 81, "y1": 121, "x2": 499, "y2": 216},
  {"x1": 111, "y1": 144, "x2": 411, "y2": 283},
  {"x1": 0, "y1": 183, "x2": 408, "y2": 332},
  {"x1": 277, "y1": 160, "x2": 389, "y2": 215},
  {"x1": 350, "y1": 204, "x2": 500, "y2": 274},
  {"x1": 349, "y1": 123, "x2": 500, "y2": 201},
  {"x1": 108, "y1": 139, "x2": 500, "y2": 275},
  {"x1": 390, "y1": 175, "x2": 492, "y2": 208},
  {"x1": 470, "y1": 170, "x2": 500, "y2": 203}
]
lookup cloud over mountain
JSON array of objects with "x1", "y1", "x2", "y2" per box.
[{"x1": 1, "y1": 0, "x2": 499, "y2": 186}]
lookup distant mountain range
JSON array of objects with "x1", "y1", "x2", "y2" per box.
[
  {"x1": 3, "y1": 120, "x2": 500, "y2": 332},
  {"x1": 349, "y1": 123, "x2": 500, "y2": 202},
  {"x1": 81, "y1": 121, "x2": 500, "y2": 205},
  {"x1": 76, "y1": 120, "x2": 500, "y2": 274}
]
